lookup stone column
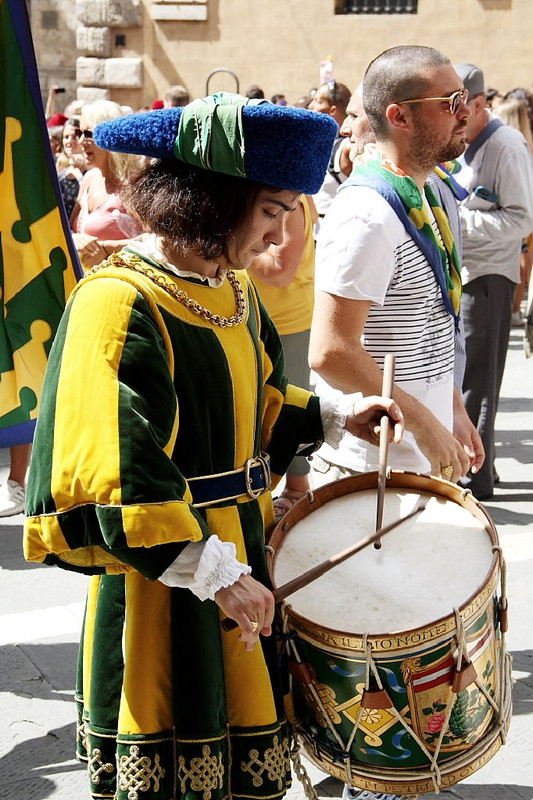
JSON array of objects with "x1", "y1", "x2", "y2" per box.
[{"x1": 75, "y1": 0, "x2": 143, "y2": 103}]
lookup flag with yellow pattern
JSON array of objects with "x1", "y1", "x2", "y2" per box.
[{"x1": 0, "y1": 0, "x2": 82, "y2": 447}]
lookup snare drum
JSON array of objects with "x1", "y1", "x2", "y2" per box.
[{"x1": 269, "y1": 471, "x2": 511, "y2": 796}]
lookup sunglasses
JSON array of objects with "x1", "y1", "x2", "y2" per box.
[
  {"x1": 399, "y1": 88, "x2": 469, "y2": 115},
  {"x1": 79, "y1": 129, "x2": 94, "y2": 140},
  {"x1": 327, "y1": 78, "x2": 337, "y2": 104}
]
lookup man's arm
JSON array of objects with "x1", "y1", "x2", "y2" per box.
[{"x1": 309, "y1": 290, "x2": 471, "y2": 480}]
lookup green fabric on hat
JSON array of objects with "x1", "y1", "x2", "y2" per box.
[{"x1": 174, "y1": 92, "x2": 266, "y2": 176}]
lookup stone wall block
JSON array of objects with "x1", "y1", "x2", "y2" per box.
[
  {"x1": 76, "y1": 26, "x2": 112, "y2": 57},
  {"x1": 77, "y1": 86, "x2": 111, "y2": 103},
  {"x1": 151, "y1": 4, "x2": 208, "y2": 20},
  {"x1": 76, "y1": 57, "x2": 106, "y2": 87},
  {"x1": 77, "y1": 57, "x2": 142, "y2": 89},
  {"x1": 103, "y1": 58, "x2": 143, "y2": 88},
  {"x1": 76, "y1": 0, "x2": 142, "y2": 28}
]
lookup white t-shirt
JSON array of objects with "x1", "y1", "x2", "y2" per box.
[{"x1": 314, "y1": 184, "x2": 455, "y2": 474}]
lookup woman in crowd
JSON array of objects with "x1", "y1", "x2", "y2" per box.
[
  {"x1": 70, "y1": 100, "x2": 142, "y2": 268},
  {"x1": 57, "y1": 117, "x2": 88, "y2": 218},
  {"x1": 47, "y1": 124, "x2": 64, "y2": 162},
  {"x1": 24, "y1": 94, "x2": 403, "y2": 800}
]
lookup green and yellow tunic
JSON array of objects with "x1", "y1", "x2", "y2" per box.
[{"x1": 24, "y1": 249, "x2": 323, "y2": 800}]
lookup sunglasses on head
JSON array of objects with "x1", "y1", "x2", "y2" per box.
[
  {"x1": 327, "y1": 78, "x2": 337, "y2": 104},
  {"x1": 399, "y1": 88, "x2": 469, "y2": 115}
]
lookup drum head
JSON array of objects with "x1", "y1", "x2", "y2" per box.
[{"x1": 271, "y1": 476, "x2": 496, "y2": 635}]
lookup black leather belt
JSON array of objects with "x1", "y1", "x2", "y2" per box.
[{"x1": 187, "y1": 453, "x2": 271, "y2": 507}]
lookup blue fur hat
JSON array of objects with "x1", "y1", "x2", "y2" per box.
[{"x1": 93, "y1": 93, "x2": 338, "y2": 195}]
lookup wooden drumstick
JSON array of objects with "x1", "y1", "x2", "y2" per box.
[
  {"x1": 375, "y1": 353, "x2": 396, "y2": 549},
  {"x1": 221, "y1": 503, "x2": 425, "y2": 632}
]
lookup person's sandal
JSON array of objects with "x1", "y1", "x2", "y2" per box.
[{"x1": 273, "y1": 488, "x2": 307, "y2": 523}]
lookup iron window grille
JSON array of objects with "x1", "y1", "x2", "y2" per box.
[{"x1": 337, "y1": 0, "x2": 418, "y2": 13}]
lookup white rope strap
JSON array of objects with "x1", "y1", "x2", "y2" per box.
[
  {"x1": 356, "y1": 611, "x2": 480, "y2": 795},
  {"x1": 388, "y1": 705, "x2": 443, "y2": 794},
  {"x1": 421, "y1": 685, "x2": 453, "y2": 794},
  {"x1": 348, "y1": 636, "x2": 442, "y2": 793},
  {"x1": 281, "y1": 604, "x2": 291, "y2": 654},
  {"x1": 366, "y1": 634, "x2": 386, "y2": 690},
  {"x1": 455, "y1": 562, "x2": 507, "y2": 726},
  {"x1": 341, "y1": 636, "x2": 379, "y2": 784},
  {"x1": 454, "y1": 606, "x2": 467, "y2": 667},
  {"x1": 282, "y1": 606, "x2": 347, "y2": 753},
  {"x1": 492, "y1": 544, "x2": 509, "y2": 727},
  {"x1": 474, "y1": 674, "x2": 501, "y2": 714},
  {"x1": 432, "y1": 607, "x2": 504, "y2": 761},
  {"x1": 492, "y1": 545, "x2": 508, "y2": 604},
  {"x1": 500, "y1": 650, "x2": 513, "y2": 745},
  {"x1": 345, "y1": 634, "x2": 373, "y2": 754},
  {"x1": 494, "y1": 544, "x2": 509, "y2": 741},
  {"x1": 290, "y1": 738, "x2": 319, "y2": 800},
  {"x1": 498, "y1": 645, "x2": 511, "y2": 746}
]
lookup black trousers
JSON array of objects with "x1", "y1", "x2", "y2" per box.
[{"x1": 460, "y1": 273, "x2": 515, "y2": 498}]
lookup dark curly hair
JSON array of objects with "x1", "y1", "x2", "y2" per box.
[{"x1": 121, "y1": 158, "x2": 274, "y2": 261}]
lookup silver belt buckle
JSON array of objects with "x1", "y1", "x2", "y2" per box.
[{"x1": 245, "y1": 452, "x2": 271, "y2": 499}]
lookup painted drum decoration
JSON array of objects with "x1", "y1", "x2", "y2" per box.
[{"x1": 268, "y1": 471, "x2": 512, "y2": 796}]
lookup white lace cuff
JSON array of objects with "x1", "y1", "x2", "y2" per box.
[
  {"x1": 320, "y1": 390, "x2": 363, "y2": 449},
  {"x1": 158, "y1": 536, "x2": 251, "y2": 600}
]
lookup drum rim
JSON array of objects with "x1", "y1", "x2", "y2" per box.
[{"x1": 269, "y1": 470, "x2": 501, "y2": 649}]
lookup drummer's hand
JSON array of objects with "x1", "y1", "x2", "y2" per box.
[
  {"x1": 345, "y1": 396, "x2": 404, "y2": 445},
  {"x1": 413, "y1": 410, "x2": 471, "y2": 482},
  {"x1": 215, "y1": 574, "x2": 275, "y2": 651},
  {"x1": 453, "y1": 390, "x2": 485, "y2": 475}
]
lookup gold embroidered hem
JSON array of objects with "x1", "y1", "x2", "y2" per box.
[{"x1": 77, "y1": 698, "x2": 292, "y2": 800}]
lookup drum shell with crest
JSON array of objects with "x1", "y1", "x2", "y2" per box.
[{"x1": 268, "y1": 471, "x2": 512, "y2": 796}]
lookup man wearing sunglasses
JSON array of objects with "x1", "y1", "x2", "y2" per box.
[
  {"x1": 309, "y1": 78, "x2": 353, "y2": 128},
  {"x1": 310, "y1": 44, "x2": 481, "y2": 499},
  {"x1": 309, "y1": 45, "x2": 486, "y2": 800},
  {"x1": 452, "y1": 62, "x2": 533, "y2": 501},
  {"x1": 338, "y1": 82, "x2": 476, "y2": 408}
]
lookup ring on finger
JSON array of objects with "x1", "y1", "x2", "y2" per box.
[
  {"x1": 251, "y1": 621, "x2": 259, "y2": 633},
  {"x1": 440, "y1": 465, "x2": 454, "y2": 480}
]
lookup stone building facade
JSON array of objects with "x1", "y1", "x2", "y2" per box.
[
  {"x1": 28, "y1": 0, "x2": 79, "y2": 110},
  {"x1": 32, "y1": 0, "x2": 532, "y2": 114}
]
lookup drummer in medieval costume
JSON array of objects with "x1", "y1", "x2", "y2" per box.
[{"x1": 23, "y1": 93, "x2": 404, "y2": 800}]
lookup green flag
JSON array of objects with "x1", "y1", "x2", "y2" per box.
[{"x1": 0, "y1": 0, "x2": 82, "y2": 446}]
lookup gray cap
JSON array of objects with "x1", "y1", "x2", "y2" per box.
[{"x1": 455, "y1": 63, "x2": 485, "y2": 96}]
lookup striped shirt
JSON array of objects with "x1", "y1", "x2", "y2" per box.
[
  {"x1": 314, "y1": 185, "x2": 454, "y2": 474},
  {"x1": 364, "y1": 227, "x2": 455, "y2": 382}
]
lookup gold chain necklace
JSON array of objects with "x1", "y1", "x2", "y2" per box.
[{"x1": 87, "y1": 252, "x2": 247, "y2": 327}]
